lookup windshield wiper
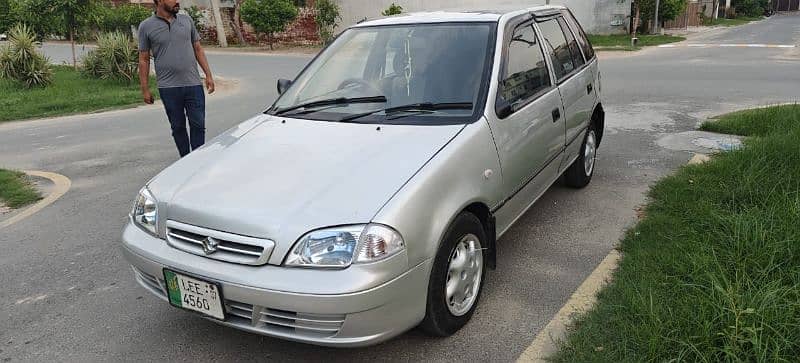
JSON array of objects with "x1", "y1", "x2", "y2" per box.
[
  {"x1": 338, "y1": 102, "x2": 474, "y2": 122},
  {"x1": 273, "y1": 96, "x2": 387, "y2": 116}
]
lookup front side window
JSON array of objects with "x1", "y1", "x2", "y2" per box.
[
  {"x1": 270, "y1": 23, "x2": 495, "y2": 125},
  {"x1": 497, "y1": 23, "x2": 551, "y2": 109},
  {"x1": 537, "y1": 18, "x2": 575, "y2": 81}
]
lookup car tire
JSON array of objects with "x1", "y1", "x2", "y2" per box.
[
  {"x1": 419, "y1": 212, "x2": 487, "y2": 337},
  {"x1": 564, "y1": 123, "x2": 598, "y2": 189}
]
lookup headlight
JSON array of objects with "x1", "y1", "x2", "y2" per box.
[
  {"x1": 131, "y1": 187, "x2": 158, "y2": 236},
  {"x1": 285, "y1": 224, "x2": 405, "y2": 268}
]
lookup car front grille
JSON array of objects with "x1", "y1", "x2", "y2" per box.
[
  {"x1": 166, "y1": 220, "x2": 275, "y2": 266},
  {"x1": 226, "y1": 301, "x2": 345, "y2": 338}
]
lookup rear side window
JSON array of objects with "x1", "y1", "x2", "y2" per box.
[
  {"x1": 498, "y1": 23, "x2": 551, "y2": 106},
  {"x1": 537, "y1": 18, "x2": 574, "y2": 80},
  {"x1": 563, "y1": 10, "x2": 595, "y2": 60},
  {"x1": 557, "y1": 17, "x2": 586, "y2": 68}
]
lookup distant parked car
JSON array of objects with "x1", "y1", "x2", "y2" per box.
[
  {"x1": 123, "y1": 4, "x2": 604, "y2": 347},
  {"x1": 0, "y1": 33, "x2": 7, "y2": 41}
]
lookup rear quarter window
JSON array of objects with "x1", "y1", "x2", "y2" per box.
[{"x1": 562, "y1": 10, "x2": 595, "y2": 60}]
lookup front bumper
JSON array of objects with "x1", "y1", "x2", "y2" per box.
[{"x1": 121, "y1": 222, "x2": 432, "y2": 347}]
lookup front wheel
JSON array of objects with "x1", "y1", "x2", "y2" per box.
[
  {"x1": 419, "y1": 212, "x2": 486, "y2": 336},
  {"x1": 564, "y1": 125, "x2": 598, "y2": 189}
]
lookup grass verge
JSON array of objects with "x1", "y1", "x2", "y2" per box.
[
  {"x1": 588, "y1": 34, "x2": 686, "y2": 51},
  {"x1": 0, "y1": 169, "x2": 42, "y2": 209},
  {"x1": 0, "y1": 65, "x2": 158, "y2": 122},
  {"x1": 553, "y1": 104, "x2": 800, "y2": 362}
]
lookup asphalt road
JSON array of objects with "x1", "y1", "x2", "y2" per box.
[{"x1": 1, "y1": 13, "x2": 798, "y2": 362}]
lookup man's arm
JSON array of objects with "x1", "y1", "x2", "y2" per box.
[
  {"x1": 138, "y1": 50, "x2": 154, "y2": 104},
  {"x1": 193, "y1": 41, "x2": 215, "y2": 94}
]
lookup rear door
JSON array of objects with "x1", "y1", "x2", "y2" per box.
[{"x1": 536, "y1": 15, "x2": 595, "y2": 171}]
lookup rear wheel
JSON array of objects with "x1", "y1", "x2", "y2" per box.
[
  {"x1": 419, "y1": 212, "x2": 486, "y2": 336},
  {"x1": 564, "y1": 124, "x2": 598, "y2": 189}
]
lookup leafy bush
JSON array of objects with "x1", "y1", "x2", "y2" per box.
[
  {"x1": 637, "y1": 0, "x2": 687, "y2": 33},
  {"x1": 382, "y1": 3, "x2": 403, "y2": 16},
  {"x1": 241, "y1": 0, "x2": 298, "y2": 50},
  {"x1": 184, "y1": 5, "x2": 205, "y2": 33},
  {"x1": 0, "y1": 24, "x2": 53, "y2": 88},
  {"x1": 14, "y1": 0, "x2": 64, "y2": 40},
  {"x1": 0, "y1": 0, "x2": 14, "y2": 34},
  {"x1": 96, "y1": 3, "x2": 151, "y2": 34},
  {"x1": 732, "y1": 0, "x2": 769, "y2": 17},
  {"x1": 80, "y1": 32, "x2": 138, "y2": 82},
  {"x1": 315, "y1": 0, "x2": 340, "y2": 44}
]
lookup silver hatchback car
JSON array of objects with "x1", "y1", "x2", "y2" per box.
[{"x1": 123, "y1": 5, "x2": 604, "y2": 347}]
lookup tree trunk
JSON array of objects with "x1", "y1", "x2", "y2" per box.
[
  {"x1": 233, "y1": 0, "x2": 246, "y2": 45},
  {"x1": 210, "y1": 0, "x2": 228, "y2": 47},
  {"x1": 70, "y1": 27, "x2": 77, "y2": 70},
  {"x1": 268, "y1": 33, "x2": 273, "y2": 50}
]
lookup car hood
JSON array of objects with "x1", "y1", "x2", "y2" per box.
[{"x1": 147, "y1": 114, "x2": 465, "y2": 264}]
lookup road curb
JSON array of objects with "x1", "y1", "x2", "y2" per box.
[
  {"x1": 517, "y1": 150, "x2": 718, "y2": 362},
  {"x1": 0, "y1": 171, "x2": 71, "y2": 230},
  {"x1": 516, "y1": 250, "x2": 622, "y2": 363}
]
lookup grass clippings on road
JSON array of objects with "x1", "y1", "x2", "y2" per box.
[
  {"x1": 705, "y1": 16, "x2": 763, "y2": 27},
  {"x1": 588, "y1": 34, "x2": 685, "y2": 51},
  {"x1": 0, "y1": 65, "x2": 158, "y2": 122},
  {"x1": 0, "y1": 169, "x2": 41, "y2": 209},
  {"x1": 553, "y1": 104, "x2": 800, "y2": 362}
]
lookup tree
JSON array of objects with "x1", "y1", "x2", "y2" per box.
[
  {"x1": 232, "y1": 0, "x2": 247, "y2": 45},
  {"x1": 315, "y1": 0, "x2": 340, "y2": 44},
  {"x1": 637, "y1": 0, "x2": 687, "y2": 33},
  {"x1": 382, "y1": 3, "x2": 403, "y2": 16},
  {"x1": 209, "y1": 0, "x2": 227, "y2": 47},
  {"x1": 240, "y1": 0, "x2": 298, "y2": 50},
  {"x1": 51, "y1": 0, "x2": 99, "y2": 69}
]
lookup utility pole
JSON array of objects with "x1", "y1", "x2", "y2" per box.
[
  {"x1": 210, "y1": 0, "x2": 228, "y2": 48},
  {"x1": 653, "y1": 0, "x2": 661, "y2": 34}
]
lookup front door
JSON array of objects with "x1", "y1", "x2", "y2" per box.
[{"x1": 486, "y1": 18, "x2": 565, "y2": 233}]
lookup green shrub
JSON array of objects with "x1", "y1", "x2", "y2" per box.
[
  {"x1": 184, "y1": 5, "x2": 205, "y2": 33},
  {"x1": 315, "y1": 0, "x2": 340, "y2": 44},
  {"x1": 241, "y1": 0, "x2": 298, "y2": 50},
  {"x1": 96, "y1": 3, "x2": 151, "y2": 34},
  {"x1": 80, "y1": 32, "x2": 137, "y2": 82},
  {"x1": 732, "y1": 0, "x2": 769, "y2": 17},
  {"x1": 0, "y1": 23, "x2": 53, "y2": 88},
  {"x1": 382, "y1": 3, "x2": 403, "y2": 16}
]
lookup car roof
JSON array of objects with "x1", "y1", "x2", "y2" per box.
[{"x1": 351, "y1": 5, "x2": 566, "y2": 28}]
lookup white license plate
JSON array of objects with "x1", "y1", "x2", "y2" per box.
[{"x1": 163, "y1": 270, "x2": 225, "y2": 320}]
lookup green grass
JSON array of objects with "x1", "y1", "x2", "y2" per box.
[
  {"x1": 0, "y1": 65, "x2": 159, "y2": 122},
  {"x1": 553, "y1": 104, "x2": 800, "y2": 362},
  {"x1": 588, "y1": 34, "x2": 686, "y2": 51},
  {"x1": 705, "y1": 16, "x2": 763, "y2": 27},
  {"x1": 0, "y1": 169, "x2": 42, "y2": 209}
]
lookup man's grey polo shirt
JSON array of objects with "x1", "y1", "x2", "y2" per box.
[{"x1": 138, "y1": 14, "x2": 202, "y2": 88}]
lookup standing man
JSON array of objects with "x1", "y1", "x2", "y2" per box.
[{"x1": 138, "y1": 0, "x2": 215, "y2": 157}]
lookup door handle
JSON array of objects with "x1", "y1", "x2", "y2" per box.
[
  {"x1": 587, "y1": 83, "x2": 594, "y2": 94},
  {"x1": 552, "y1": 108, "x2": 561, "y2": 122}
]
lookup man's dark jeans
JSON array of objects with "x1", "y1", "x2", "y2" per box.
[{"x1": 159, "y1": 85, "x2": 206, "y2": 157}]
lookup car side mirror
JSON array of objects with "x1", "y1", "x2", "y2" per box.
[{"x1": 277, "y1": 79, "x2": 293, "y2": 95}]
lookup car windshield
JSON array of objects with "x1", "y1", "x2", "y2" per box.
[{"x1": 270, "y1": 23, "x2": 495, "y2": 124}]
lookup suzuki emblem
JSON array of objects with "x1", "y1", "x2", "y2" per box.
[{"x1": 202, "y1": 237, "x2": 219, "y2": 255}]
